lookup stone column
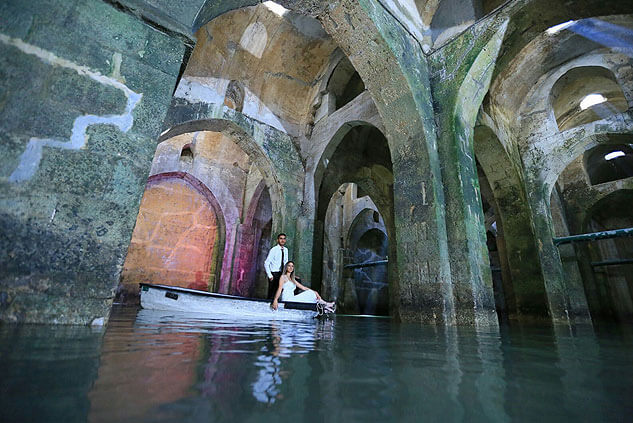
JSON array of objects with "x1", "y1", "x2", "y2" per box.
[
  {"x1": 318, "y1": 0, "x2": 456, "y2": 323},
  {"x1": 523, "y1": 172, "x2": 584, "y2": 323},
  {"x1": 429, "y1": 20, "x2": 509, "y2": 326}
]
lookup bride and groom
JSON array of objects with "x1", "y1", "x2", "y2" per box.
[{"x1": 263, "y1": 233, "x2": 335, "y2": 313}]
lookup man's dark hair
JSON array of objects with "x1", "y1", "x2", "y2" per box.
[{"x1": 277, "y1": 233, "x2": 287, "y2": 239}]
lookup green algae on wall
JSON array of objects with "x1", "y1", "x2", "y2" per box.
[
  {"x1": 351, "y1": 0, "x2": 455, "y2": 323},
  {"x1": 0, "y1": 0, "x2": 186, "y2": 324},
  {"x1": 432, "y1": 17, "x2": 508, "y2": 325}
]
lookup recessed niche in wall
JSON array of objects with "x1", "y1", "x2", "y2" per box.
[
  {"x1": 584, "y1": 143, "x2": 633, "y2": 185},
  {"x1": 180, "y1": 143, "x2": 193, "y2": 165}
]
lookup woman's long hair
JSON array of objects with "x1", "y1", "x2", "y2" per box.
[{"x1": 283, "y1": 261, "x2": 296, "y2": 283}]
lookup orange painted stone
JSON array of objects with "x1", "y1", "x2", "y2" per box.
[{"x1": 120, "y1": 178, "x2": 219, "y2": 296}]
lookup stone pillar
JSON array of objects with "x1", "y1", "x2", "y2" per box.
[
  {"x1": 230, "y1": 223, "x2": 256, "y2": 296},
  {"x1": 319, "y1": 0, "x2": 456, "y2": 323},
  {"x1": 523, "y1": 175, "x2": 587, "y2": 323},
  {"x1": 430, "y1": 21, "x2": 509, "y2": 326}
]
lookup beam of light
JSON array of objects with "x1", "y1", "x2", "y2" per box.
[
  {"x1": 580, "y1": 93, "x2": 607, "y2": 110},
  {"x1": 605, "y1": 151, "x2": 625, "y2": 161},
  {"x1": 263, "y1": 1, "x2": 288, "y2": 16},
  {"x1": 567, "y1": 18, "x2": 633, "y2": 56},
  {"x1": 546, "y1": 20, "x2": 576, "y2": 35}
]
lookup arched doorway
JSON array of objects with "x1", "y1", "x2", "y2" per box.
[
  {"x1": 313, "y1": 124, "x2": 395, "y2": 316},
  {"x1": 231, "y1": 182, "x2": 273, "y2": 298},
  {"x1": 347, "y1": 212, "x2": 389, "y2": 315},
  {"x1": 118, "y1": 172, "x2": 225, "y2": 302}
]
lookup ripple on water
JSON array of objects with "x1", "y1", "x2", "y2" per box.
[{"x1": 1, "y1": 305, "x2": 632, "y2": 422}]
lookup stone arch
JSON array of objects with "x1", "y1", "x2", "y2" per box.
[
  {"x1": 313, "y1": 123, "x2": 397, "y2": 315},
  {"x1": 148, "y1": 173, "x2": 227, "y2": 286},
  {"x1": 319, "y1": 183, "x2": 390, "y2": 315},
  {"x1": 582, "y1": 189, "x2": 633, "y2": 233},
  {"x1": 315, "y1": 125, "x2": 394, "y2": 234},
  {"x1": 244, "y1": 179, "x2": 269, "y2": 226},
  {"x1": 314, "y1": 120, "x2": 378, "y2": 205},
  {"x1": 346, "y1": 207, "x2": 385, "y2": 250},
  {"x1": 158, "y1": 118, "x2": 287, "y2": 230},
  {"x1": 491, "y1": 4, "x2": 633, "y2": 93},
  {"x1": 232, "y1": 179, "x2": 273, "y2": 297},
  {"x1": 579, "y1": 189, "x2": 633, "y2": 321},
  {"x1": 583, "y1": 143, "x2": 633, "y2": 186},
  {"x1": 474, "y1": 124, "x2": 549, "y2": 319},
  {"x1": 118, "y1": 172, "x2": 226, "y2": 301},
  {"x1": 154, "y1": 122, "x2": 291, "y2": 294},
  {"x1": 348, "y1": 224, "x2": 390, "y2": 316},
  {"x1": 192, "y1": 0, "x2": 459, "y2": 322},
  {"x1": 326, "y1": 55, "x2": 366, "y2": 110},
  {"x1": 315, "y1": 1, "x2": 463, "y2": 322},
  {"x1": 536, "y1": 132, "x2": 633, "y2": 322},
  {"x1": 555, "y1": 143, "x2": 633, "y2": 236},
  {"x1": 487, "y1": 15, "x2": 633, "y2": 158},
  {"x1": 544, "y1": 133, "x2": 633, "y2": 195},
  {"x1": 550, "y1": 66, "x2": 628, "y2": 131}
]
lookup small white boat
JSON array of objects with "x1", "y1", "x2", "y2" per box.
[{"x1": 139, "y1": 283, "x2": 320, "y2": 321}]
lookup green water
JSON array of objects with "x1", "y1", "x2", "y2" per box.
[{"x1": 1, "y1": 306, "x2": 632, "y2": 422}]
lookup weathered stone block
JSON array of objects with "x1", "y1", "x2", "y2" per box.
[
  {"x1": 32, "y1": 149, "x2": 116, "y2": 195},
  {"x1": 46, "y1": 67, "x2": 127, "y2": 116},
  {"x1": 124, "y1": 62, "x2": 181, "y2": 138},
  {"x1": 120, "y1": 0, "x2": 206, "y2": 32},
  {"x1": 0, "y1": 4, "x2": 35, "y2": 39},
  {"x1": 0, "y1": 288, "x2": 114, "y2": 325},
  {"x1": 26, "y1": 22, "x2": 114, "y2": 76},
  {"x1": 74, "y1": 0, "x2": 150, "y2": 57},
  {"x1": 1, "y1": 96, "x2": 79, "y2": 141},
  {"x1": 143, "y1": 28, "x2": 186, "y2": 77},
  {"x1": 84, "y1": 126, "x2": 155, "y2": 161}
]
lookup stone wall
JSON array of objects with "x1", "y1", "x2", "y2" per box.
[
  {"x1": 119, "y1": 174, "x2": 221, "y2": 298},
  {"x1": 0, "y1": 0, "x2": 186, "y2": 324},
  {"x1": 2, "y1": 0, "x2": 633, "y2": 326}
]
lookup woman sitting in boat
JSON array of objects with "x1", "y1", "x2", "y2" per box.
[{"x1": 271, "y1": 261, "x2": 335, "y2": 312}]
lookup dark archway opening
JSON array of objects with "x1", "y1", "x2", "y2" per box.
[
  {"x1": 581, "y1": 191, "x2": 633, "y2": 322},
  {"x1": 584, "y1": 143, "x2": 633, "y2": 185},
  {"x1": 476, "y1": 160, "x2": 511, "y2": 321},
  {"x1": 312, "y1": 125, "x2": 394, "y2": 316},
  {"x1": 350, "y1": 225, "x2": 389, "y2": 315},
  {"x1": 326, "y1": 56, "x2": 366, "y2": 111}
]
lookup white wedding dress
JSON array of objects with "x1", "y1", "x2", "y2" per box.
[{"x1": 281, "y1": 279, "x2": 317, "y2": 303}]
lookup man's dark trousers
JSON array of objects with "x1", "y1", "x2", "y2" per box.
[{"x1": 268, "y1": 271, "x2": 282, "y2": 299}]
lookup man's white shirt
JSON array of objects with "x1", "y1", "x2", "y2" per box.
[{"x1": 264, "y1": 245, "x2": 289, "y2": 278}]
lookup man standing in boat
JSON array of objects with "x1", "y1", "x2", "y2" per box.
[{"x1": 264, "y1": 233, "x2": 289, "y2": 299}]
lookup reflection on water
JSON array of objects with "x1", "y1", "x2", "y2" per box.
[
  {"x1": 252, "y1": 320, "x2": 334, "y2": 404},
  {"x1": 0, "y1": 324, "x2": 103, "y2": 423},
  {"x1": 1, "y1": 306, "x2": 632, "y2": 422}
]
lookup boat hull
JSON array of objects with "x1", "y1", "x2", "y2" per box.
[{"x1": 139, "y1": 283, "x2": 318, "y2": 321}]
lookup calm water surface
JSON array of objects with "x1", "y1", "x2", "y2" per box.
[{"x1": 1, "y1": 306, "x2": 632, "y2": 422}]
